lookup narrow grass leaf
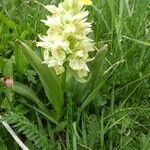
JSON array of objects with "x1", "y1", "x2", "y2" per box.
[
  {"x1": 0, "y1": 138, "x2": 7, "y2": 150},
  {"x1": 0, "y1": 11, "x2": 16, "y2": 30},
  {"x1": 141, "y1": 133, "x2": 150, "y2": 150},
  {"x1": 123, "y1": 35, "x2": 150, "y2": 46}
]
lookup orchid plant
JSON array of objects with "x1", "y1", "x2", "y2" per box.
[{"x1": 17, "y1": 0, "x2": 99, "y2": 120}]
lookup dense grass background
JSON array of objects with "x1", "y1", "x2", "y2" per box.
[{"x1": 0, "y1": 0, "x2": 150, "y2": 149}]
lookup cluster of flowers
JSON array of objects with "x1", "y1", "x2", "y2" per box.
[{"x1": 37, "y1": 0, "x2": 94, "y2": 78}]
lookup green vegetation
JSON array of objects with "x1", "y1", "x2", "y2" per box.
[{"x1": 0, "y1": 0, "x2": 150, "y2": 149}]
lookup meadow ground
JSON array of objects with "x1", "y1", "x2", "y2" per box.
[{"x1": 0, "y1": 0, "x2": 150, "y2": 149}]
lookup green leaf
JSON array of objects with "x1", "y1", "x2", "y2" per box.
[
  {"x1": 0, "y1": 11, "x2": 16, "y2": 30},
  {"x1": 122, "y1": 35, "x2": 150, "y2": 47},
  {"x1": 0, "y1": 56, "x2": 7, "y2": 69},
  {"x1": 14, "y1": 104, "x2": 30, "y2": 115},
  {"x1": 20, "y1": 101, "x2": 59, "y2": 126},
  {"x1": 16, "y1": 40, "x2": 64, "y2": 118},
  {"x1": 4, "y1": 59, "x2": 13, "y2": 77},
  {"x1": 25, "y1": 70, "x2": 37, "y2": 84},
  {"x1": 0, "y1": 56, "x2": 7, "y2": 73},
  {"x1": 89, "y1": 44, "x2": 108, "y2": 87},
  {"x1": 141, "y1": 133, "x2": 150, "y2": 150},
  {"x1": 0, "y1": 138, "x2": 7, "y2": 150},
  {"x1": 14, "y1": 81, "x2": 48, "y2": 113},
  {"x1": 14, "y1": 45, "x2": 28, "y2": 76},
  {"x1": 2, "y1": 59, "x2": 13, "y2": 110}
]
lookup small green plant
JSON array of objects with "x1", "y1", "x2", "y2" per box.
[{"x1": 2, "y1": 112, "x2": 50, "y2": 150}]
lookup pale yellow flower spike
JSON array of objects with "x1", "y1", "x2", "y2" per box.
[
  {"x1": 37, "y1": 0, "x2": 95, "y2": 79},
  {"x1": 79, "y1": 0, "x2": 92, "y2": 5}
]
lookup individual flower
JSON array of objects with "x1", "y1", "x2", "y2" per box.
[
  {"x1": 41, "y1": 16, "x2": 62, "y2": 29},
  {"x1": 69, "y1": 51, "x2": 88, "y2": 70},
  {"x1": 77, "y1": 65, "x2": 89, "y2": 78},
  {"x1": 36, "y1": 0, "x2": 95, "y2": 79},
  {"x1": 42, "y1": 55, "x2": 65, "y2": 75}
]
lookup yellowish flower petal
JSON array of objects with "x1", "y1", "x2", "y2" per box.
[
  {"x1": 69, "y1": 51, "x2": 88, "y2": 70},
  {"x1": 41, "y1": 16, "x2": 62, "y2": 28},
  {"x1": 44, "y1": 5, "x2": 57, "y2": 13},
  {"x1": 51, "y1": 49, "x2": 66, "y2": 61},
  {"x1": 79, "y1": 0, "x2": 92, "y2": 5},
  {"x1": 54, "y1": 66, "x2": 65, "y2": 75},
  {"x1": 69, "y1": 58, "x2": 85, "y2": 70},
  {"x1": 77, "y1": 64, "x2": 89, "y2": 78},
  {"x1": 36, "y1": 35, "x2": 50, "y2": 49}
]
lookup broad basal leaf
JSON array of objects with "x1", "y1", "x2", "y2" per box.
[{"x1": 16, "y1": 40, "x2": 64, "y2": 118}]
